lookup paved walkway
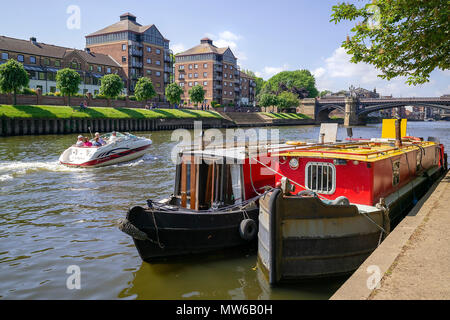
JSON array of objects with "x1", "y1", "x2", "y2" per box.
[{"x1": 332, "y1": 170, "x2": 450, "y2": 300}]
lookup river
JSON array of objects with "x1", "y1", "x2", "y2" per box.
[{"x1": 0, "y1": 121, "x2": 449, "y2": 300}]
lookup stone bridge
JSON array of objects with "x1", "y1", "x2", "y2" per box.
[{"x1": 298, "y1": 97, "x2": 450, "y2": 126}]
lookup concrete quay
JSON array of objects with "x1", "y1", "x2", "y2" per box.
[{"x1": 331, "y1": 170, "x2": 450, "y2": 300}]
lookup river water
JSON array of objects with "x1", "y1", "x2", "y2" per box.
[{"x1": 0, "y1": 121, "x2": 449, "y2": 300}]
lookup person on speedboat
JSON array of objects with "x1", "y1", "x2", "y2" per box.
[
  {"x1": 83, "y1": 137, "x2": 93, "y2": 147},
  {"x1": 95, "y1": 132, "x2": 106, "y2": 146},
  {"x1": 108, "y1": 132, "x2": 118, "y2": 144},
  {"x1": 92, "y1": 137, "x2": 103, "y2": 147},
  {"x1": 76, "y1": 135, "x2": 84, "y2": 147}
]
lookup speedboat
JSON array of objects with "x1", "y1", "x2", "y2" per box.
[{"x1": 59, "y1": 132, "x2": 152, "y2": 168}]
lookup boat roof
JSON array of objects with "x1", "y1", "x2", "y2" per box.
[{"x1": 276, "y1": 139, "x2": 437, "y2": 163}]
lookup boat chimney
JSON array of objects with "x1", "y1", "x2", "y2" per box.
[
  {"x1": 320, "y1": 133, "x2": 325, "y2": 144},
  {"x1": 347, "y1": 128, "x2": 353, "y2": 140},
  {"x1": 395, "y1": 118, "x2": 402, "y2": 148}
]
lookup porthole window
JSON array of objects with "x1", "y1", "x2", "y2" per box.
[
  {"x1": 279, "y1": 156, "x2": 287, "y2": 165},
  {"x1": 305, "y1": 162, "x2": 336, "y2": 195},
  {"x1": 289, "y1": 157, "x2": 299, "y2": 170}
]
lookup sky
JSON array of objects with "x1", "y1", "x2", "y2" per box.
[{"x1": 1, "y1": 0, "x2": 448, "y2": 97}]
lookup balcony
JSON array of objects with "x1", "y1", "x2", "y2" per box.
[
  {"x1": 214, "y1": 84, "x2": 222, "y2": 90},
  {"x1": 131, "y1": 61, "x2": 143, "y2": 68},
  {"x1": 164, "y1": 66, "x2": 173, "y2": 73},
  {"x1": 164, "y1": 55, "x2": 172, "y2": 63},
  {"x1": 214, "y1": 66, "x2": 223, "y2": 72},
  {"x1": 130, "y1": 49, "x2": 143, "y2": 57}
]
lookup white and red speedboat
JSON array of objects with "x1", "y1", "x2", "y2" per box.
[{"x1": 59, "y1": 132, "x2": 152, "y2": 168}]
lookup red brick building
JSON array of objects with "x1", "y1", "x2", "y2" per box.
[
  {"x1": 86, "y1": 13, "x2": 173, "y2": 101},
  {"x1": 174, "y1": 38, "x2": 255, "y2": 107}
]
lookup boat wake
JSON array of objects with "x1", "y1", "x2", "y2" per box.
[{"x1": 0, "y1": 160, "x2": 82, "y2": 181}]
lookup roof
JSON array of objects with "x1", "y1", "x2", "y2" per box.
[
  {"x1": 86, "y1": 18, "x2": 153, "y2": 37},
  {"x1": 177, "y1": 39, "x2": 230, "y2": 57},
  {"x1": 0, "y1": 35, "x2": 120, "y2": 67},
  {"x1": 240, "y1": 71, "x2": 255, "y2": 80}
]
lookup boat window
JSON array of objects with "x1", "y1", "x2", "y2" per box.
[
  {"x1": 231, "y1": 165, "x2": 243, "y2": 204},
  {"x1": 392, "y1": 161, "x2": 400, "y2": 186},
  {"x1": 305, "y1": 162, "x2": 336, "y2": 195}
]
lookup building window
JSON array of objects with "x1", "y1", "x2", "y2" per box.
[
  {"x1": 156, "y1": 71, "x2": 161, "y2": 76},
  {"x1": 147, "y1": 58, "x2": 152, "y2": 64},
  {"x1": 180, "y1": 82, "x2": 185, "y2": 87},
  {"x1": 44, "y1": 58, "x2": 50, "y2": 65},
  {"x1": 38, "y1": 72, "x2": 46, "y2": 80},
  {"x1": 203, "y1": 72, "x2": 207, "y2": 77},
  {"x1": 147, "y1": 70, "x2": 152, "y2": 75},
  {"x1": 107, "y1": 67, "x2": 111, "y2": 73},
  {"x1": 230, "y1": 75, "x2": 233, "y2": 79},
  {"x1": 305, "y1": 162, "x2": 336, "y2": 195},
  {"x1": 203, "y1": 81, "x2": 208, "y2": 86},
  {"x1": 194, "y1": 73, "x2": 198, "y2": 78},
  {"x1": 194, "y1": 82, "x2": 198, "y2": 86},
  {"x1": 189, "y1": 65, "x2": 193, "y2": 70},
  {"x1": 17, "y1": 55, "x2": 24, "y2": 62},
  {"x1": 189, "y1": 82, "x2": 193, "y2": 87},
  {"x1": 156, "y1": 83, "x2": 161, "y2": 88},
  {"x1": 30, "y1": 56, "x2": 36, "y2": 64},
  {"x1": 204, "y1": 63, "x2": 207, "y2": 68},
  {"x1": 89, "y1": 65, "x2": 94, "y2": 71},
  {"x1": 48, "y1": 72, "x2": 56, "y2": 81},
  {"x1": 224, "y1": 65, "x2": 227, "y2": 69},
  {"x1": 122, "y1": 56, "x2": 127, "y2": 63},
  {"x1": 230, "y1": 66, "x2": 233, "y2": 70},
  {"x1": 122, "y1": 44, "x2": 127, "y2": 51},
  {"x1": 179, "y1": 65, "x2": 185, "y2": 70},
  {"x1": 224, "y1": 74, "x2": 227, "y2": 78},
  {"x1": 156, "y1": 60, "x2": 161, "y2": 66},
  {"x1": 97, "y1": 66, "x2": 102, "y2": 72},
  {"x1": 156, "y1": 49, "x2": 161, "y2": 54},
  {"x1": 147, "y1": 47, "x2": 152, "y2": 52},
  {"x1": 71, "y1": 62, "x2": 78, "y2": 69},
  {"x1": 1, "y1": 52, "x2": 8, "y2": 60},
  {"x1": 55, "y1": 60, "x2": 61, "y2": 67},
  {"x1": 194, "y1": 64, "x2": 198, "y2": 69},
  {"x1": 189, "y1": 73, "x2": 193, "y2": 78},
  {"x1": 224, "y1": 82, "x2": 227, "y2": 87}
]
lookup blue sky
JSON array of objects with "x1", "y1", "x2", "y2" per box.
[{"x1": 1, "y1": 0, "x2": 448, "y2": 97}]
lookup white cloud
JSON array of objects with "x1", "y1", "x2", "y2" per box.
[
  {"x1": 256, "y1": 64, "x2": 290, "y2": 80},
  {"x1": 313, "y1": 47, "x2": 446, "y2": 97},
  {"x1": 171, "y1": 43, "x2": 186, "y2": 54},
  {"x1": 205, "y1": 31, "x2": 247, "y2": 61}
]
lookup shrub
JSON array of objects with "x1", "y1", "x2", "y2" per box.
[{"x1": 21, "y1": 88, "x2": 37, "y2": 95}]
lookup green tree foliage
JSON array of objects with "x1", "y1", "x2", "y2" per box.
[
  {"x1": 255, "y1": 77, "x2": 266, "y2": 98},
  {"x1": 165, "y1": 83, "x2": 184, "y2": 106},
  {"x1": 259, "y1": 93, "x2": 278, "y2": 109},
  {"x1": 330, "y1": 0, "x2": 449, "y2": 85},
  {"x1": 264, "y1": 70, "x2": 319, "y2": 98},
  {"x1": 56, "y1": 68, "x2": 81, "y2": 106},
  {"x1": 134, "y1": 77, "x2": 157, "y2": 102},
  {"x1": 0, "y1": 59, "x2": 29, "y2": 105},
  {"x1": 276, "y1": 91, "x2": 300, "y2": 109},
  {"x1": 189, "y1": 85, "x2": 205, "y2": 107},
  {"x1": 319, "y1": 90, "x2": 332, "y2": 97},
  {"x1": 99, "y1": 74, "x2": 124, "y2": 100}
]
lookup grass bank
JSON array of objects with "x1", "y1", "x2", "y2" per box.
[
  {"x1": 261, "y1": 112, "x2": 311, "y2": 120},
  {"x1": 0, "y1": 105, "x2": 222, "y2": 120}
]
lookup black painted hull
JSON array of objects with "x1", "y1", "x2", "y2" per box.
[{"x1": 125, "y1": 206, "x2": 259, "y2": 263}]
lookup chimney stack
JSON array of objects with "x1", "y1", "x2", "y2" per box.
[{"x1": 30, "y1": 37, "x2": 37, "y2": 44}]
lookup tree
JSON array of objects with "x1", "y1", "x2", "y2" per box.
[
  {"x1": 276, "y1": 91, "x2": 300, "y2": 110},
  {"x1": 188, "y1": 85, "x2": 205, "y2": 109},
  {"x1": 319, "y1": 90, "x2": 332, "y2": 97},
  {"x1": 165, "y1": 83, "x2": 184, "y2": 106},
  {"x1": 259, "y1": 93, "x2": 278, "y2": 112},
  {"x1": 56, "y1": 68, "x2": 81, "y2": 106},
  {"x1": 0, "y1": 59, "x2": 29, "y2": 105},
  {"x1": 134, "y1": 77, "x2": 157, "y2": 102},
  {"x1": 255, "y1": 77, "x2": 265, "y2": 98},
  {"x1": 330, "y1": 0, "x2": 449, "y2": 85},
  {"x1": 100, "y1": 74, "x2": 124, "y2": 104},
  {"x1": 265, "y1": 70, "x2": 319, "y2": 98}
]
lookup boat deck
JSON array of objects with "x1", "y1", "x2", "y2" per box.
[{"x1": 277, "y1": 140, "x2": 437, "y2": 162}]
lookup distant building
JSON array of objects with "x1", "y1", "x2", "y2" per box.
[
  {"x1": 86, "y1": 13, "x2": 174, "y2": 100},
  {"x1": 324, "y1": 87, "x2": 381, "y2": 99},
  {"x1": 174, "y1": 38, "x2": 255, "y2": 107},
  {"x1": 0, "y1": 35, "x2": 123, "y2": 95}
]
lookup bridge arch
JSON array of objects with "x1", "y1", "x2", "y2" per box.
[
  {"x1": 317, "y1": 104, "x2": 346, "y2": 121},
  {"x1": 358, "y1": 103, "x2": 450, "y2": 116}
]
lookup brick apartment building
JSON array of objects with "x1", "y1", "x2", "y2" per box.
[
  {"x1": 174, "y1": 38, "x2": 255, "y2": 107},
  {"x1": 86, "y1": 13, "x2": 174, "y2": 101},
  {"x1": 239, "y1": 71, "x2": 256, "y2": 106},
  {"x1": 0, "y1": 35, "x2": 123, "y2": 95}
]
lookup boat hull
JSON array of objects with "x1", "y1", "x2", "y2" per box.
[
  {"x1": 258, "y1": 190, "x2": 387, "y2": 284},
  {"x1": 60, "y1": 144, "x2": 151, "y2": 168},
  {"x1": 122, "y1": 205, "x2": 260, "y2": 263}
]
